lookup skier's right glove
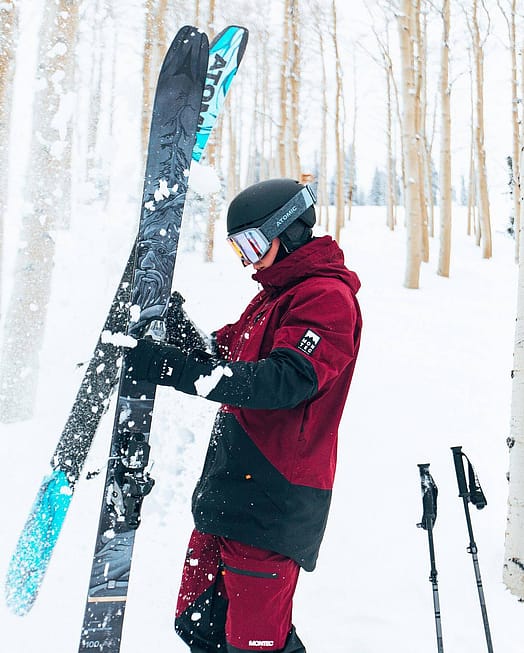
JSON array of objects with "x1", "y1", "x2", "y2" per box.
[
  {"x1": 126, "y1": 338, "x2": 186, "y2": 386},
  {"x1": 165, "y1": 291, "x2": 212, "y2": 354}
]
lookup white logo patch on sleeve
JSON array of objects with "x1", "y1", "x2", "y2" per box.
[{"x1": 297, "y1": 329, "x2": 321, "y2": 355}]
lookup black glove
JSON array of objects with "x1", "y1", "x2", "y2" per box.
[
  {"x1": 165, "y1": 291, "x2": 210, "y2": 353},
  {"x1": 126, "y1": 339, "x2": 186, "y2": 386}
]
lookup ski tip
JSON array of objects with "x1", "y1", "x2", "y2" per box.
[
  {"x1": 211, "y1": 25, "x2": 249, "y2": 60},
  {"x1": 4, "y1": 470, "x2": 73, "y2": 615},
  {"x1": 181, "y1": 25, "x2": 210, "y2": 45}
]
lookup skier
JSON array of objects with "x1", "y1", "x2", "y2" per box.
[{"x1": 127, "y1": 178, "x2": 362, "y2": 652}]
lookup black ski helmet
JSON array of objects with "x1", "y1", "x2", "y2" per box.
[{"x1": 226, "y1": 178, "x2": 316, "y2": 252}]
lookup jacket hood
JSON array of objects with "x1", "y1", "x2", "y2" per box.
[{"x1": 252, "y1": 235, "x2": 360, "y2": 296}]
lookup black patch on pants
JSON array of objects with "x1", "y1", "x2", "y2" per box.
[{"x1": 175, "y1": 584, "x2": 228, "y2": 652}]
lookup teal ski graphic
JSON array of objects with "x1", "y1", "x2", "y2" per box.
[
  {"x1": 5, "y1": 25, "x2": 248, "y2": 617},
  {"x1": 194, "y1": 25, "x2": 248, "y2": 161}
]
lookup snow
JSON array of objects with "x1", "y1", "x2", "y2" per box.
[
  {"x1": 100, "y1": 330, "x2": 136, "y2": 348},
  {"x1": 1, "y1": 201, "x2": 522, "y2": 652},
  {"x1": 154, "y1": 179, "x2": 171, "y2": 202},
  {"x1": 194, "y1": 365, "x2": 233, "y2": 398},
  {"x1": 189, "y1": 161, "x2": 221, "y2": 195}
]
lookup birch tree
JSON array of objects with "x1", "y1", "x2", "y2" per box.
[
  {"x1": 0, "y1": 0, "x2": 19, "y2": 318},
  {"x1": 0, "y1": 1, "x2": 79, "y2": 422},
  {"x1": 466, "y1": 0, "x2": 492, "y2": 258},
  {"x1": 497, "y1": 0, "x2": 520, "y2": 261},
  {"x1": 504, "y1": 146, "x2": 524, "y2": 600},
  {"x1": 278, "y1": 0, "x2": 291, "y2": 177},
  {"x1": 142, "y1": 0, "x2": 169, "y2": 161},
  {"x1": 289, "y1": 0, "x2": 302, "y2": 179},
  {"x1": 346, "y1": 58, "x2": 358, "y2": 222},
  {"x1": 437, "y1": 0, "x2": 452, "y2": 277},
  {"x1": 203, "y1": 1, "x2": 222, "y2": 263},
  {"x1": 384, "y1": 36, "x2": 398, "y2": 231},
  {"x1": 317, "y1": 23, "x2": 330, "y2": 229},
  {"x1": 398, "y1": 0, "x2": 423, "y2": 288},
  {"x1": 332, "y1": 0, "x2": 346, "y2": 243},
  {"x1": 82, "y1": 0, "x2": 117, "y2": 201},
  {"x1": 466, "y1": 57, "x2": 477, "y2": 238},
  {"x1": 414, "y1": 0, "x2": 430, "y2": 263},
  {"x1": 368, "y1": 14, "x2": 399, "y2": 230}
]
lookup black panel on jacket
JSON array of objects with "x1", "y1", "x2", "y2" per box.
[
  {"x1": 177, "y1": 346, "x2": 318, "y2": 410},
  {"x1": 192, "y1": 412, "x2": 332, "y2": 572}
]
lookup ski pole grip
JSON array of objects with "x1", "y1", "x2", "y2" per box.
[
  {"x1": 417, "y1": 463, "x2": 438, "y2": 530},
  {"x1": 451, "y1": 446, "x2": 469, "y2": 497}
]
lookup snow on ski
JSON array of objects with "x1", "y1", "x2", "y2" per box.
[{"x1": 5, "y1": 25, "x2": 248, "y2": 620}]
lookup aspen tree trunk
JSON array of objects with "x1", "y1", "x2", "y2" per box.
[
  {"x1": 142, "y1": 0, "x2": 169, "y2": 162},
  {"x1": 347, "y1": 61, "x2": 357, "y2": 222},
  {"x1": 195, "y1": 0, "x2": 201, "y2": 25},
  {"x1": 86, "y1": 11, "x2": 104, "y2": 178},
  {"x1": 246, "y1": 38, "x2": 263, "y2": 186},
  {"x1": 0, "y1": 0, "x2": 18, "y2": 318},
  {"x1": 260, "y1": 31, "x2": 270, "y2": 181},
  {"x1": 204, "y1": 115, "x2": 222, "y2": 262},
  {"x1": 471, "y1": 0, "x2": 492, "y2": 258},
  {"x1": 510, "y1": 2, "x2": 519, "y2": 260},
  {"x1": 245, "y1": 83, "x2": 258, "y2": 186},
  {"x1": 467, "y1": 65, "x2": 477, "y2": 238},
  {"x1": 85, "y1": 0, "x2": 116, "y2": 200},
  {"x1": 498, "y1": 0, "x2": 521, "y2": 259},
  {"x1": 226, "y1": 107, "x2": 238, "y2": 202},
  {"x1": 438, "y1": 0, "x2": 452, "y2": 277},
  {"x1": 142, "y1": 0, "x2": 155, "y2": 160},
  {"x1": 0, "y1": 1, "x2": 79, "y2": 422},
  {"x1": 319, "y1": 28, "x2": 329, "y2": 231},
  {"x1": 425, "y1": 131, "x2": 435, "y2": 237},
  {"x1": 332, "y1": 0, "x2": 345, "y2": 243},
  {"x1": 387, "y1": 21, "x2": 407, "y2": 214},
  {"x1": 106, "y1": 2, "x2": 117, "y2": 141},
  {"x1": 385, "y1": 51, "x2": 396, "y2": 231},
  {"x1": 374, "y1": 21, "x2": 398, "y2": 230},
  {"x1": 289, "y1": 0, "x2": 301, "y2": 179},
  {"x1": 503, "y1": 146, "x2": 524, "y2": 600},
  {"x1": 204, "y1": 0, "x2": 219, "y2": 263},
  {"x1": 279, "y1": 0, "x2": 291, "y2": 177},
  {"x1": 226, "y1": 71, "x2": 245, "y2": 199},
  {"x1": 398, "y1": 0, "x2": 422, "y2": 288},
  {"x1": 414, "y1": 1, "x2": 429, "y2": 263}
]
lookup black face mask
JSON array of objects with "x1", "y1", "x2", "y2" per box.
[
  {"x1": 279, "y1": 221, "x2": 314, "y2": 253},
  {"x1": 274, "y1": 242, "x2": 289, "y2": 263}
]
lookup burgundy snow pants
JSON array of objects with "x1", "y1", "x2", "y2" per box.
[{"x1": 175, "y1": 529, "x2": 306, "y2": 652}]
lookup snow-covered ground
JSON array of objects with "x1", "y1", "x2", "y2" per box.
[{"x1": 1, "y1": 199, "x2": 522, "y2": 652}]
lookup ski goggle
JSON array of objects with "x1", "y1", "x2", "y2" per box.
[
  {"x1": 228, "y1": 228, "x2": 272, "y2": 266},
  {"x1": 227, "y1": 185, "x2": 317, "y2": 266}
]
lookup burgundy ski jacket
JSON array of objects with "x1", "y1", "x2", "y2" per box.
[{"x1": 186, "y1": 235, "x2": 362, "y2": 570}]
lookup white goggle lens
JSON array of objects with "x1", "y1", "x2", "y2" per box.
[{"x1": 227, "y1": 229, "x2": 271, "y2": 265}]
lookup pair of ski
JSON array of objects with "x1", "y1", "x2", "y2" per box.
[
  {"x1": 5, "y1": 23, "x2": 248, "y2": 653},
  {"x1": 417, "y1": 447, "x2": 492, "y2": 653}
]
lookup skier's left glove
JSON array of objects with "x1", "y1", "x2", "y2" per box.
[
  {"x1": 165, "y1": 291, "x2": 212, "y2": 353},
  {"x1": 126, "y1": 339, "x2": 185, "y2": 386}
]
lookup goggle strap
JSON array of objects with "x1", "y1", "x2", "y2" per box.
[{"x1": 258, "y1": 185, "x2": 317, "y2": 242}]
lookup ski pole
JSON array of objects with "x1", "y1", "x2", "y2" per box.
[
  {"x1": 417, "y1": 463, "x2": 444, "y2": 653},
  {"x1": 450, "y1": 446, "x2": 493, "y2": 653}
]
